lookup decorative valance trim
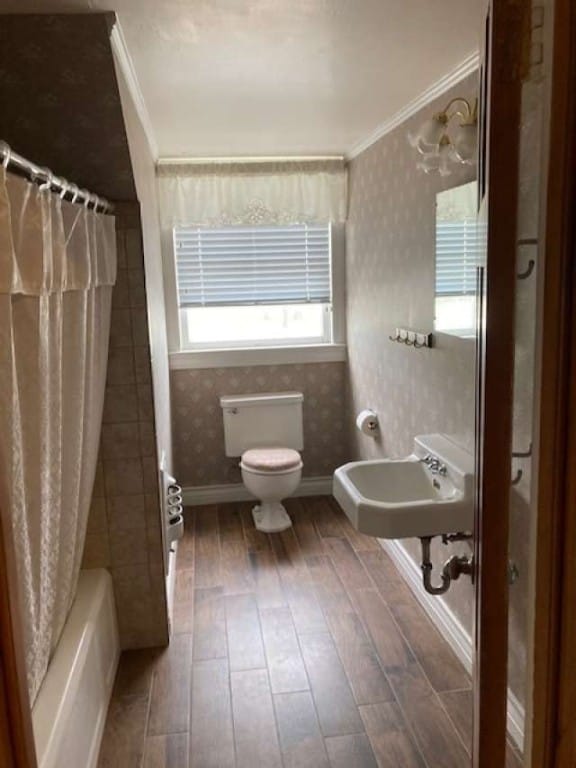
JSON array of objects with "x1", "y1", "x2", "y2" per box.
[
  {"x1": 157, "y1": 158, "x2": 348, "y2": 227},
  {"x1": 157, "y1": 158, "x2": 346, "y2": 178}
]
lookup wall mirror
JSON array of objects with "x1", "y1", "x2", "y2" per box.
[{"x1": 434, "y1": 180, "x2": 479, "y2": 338}]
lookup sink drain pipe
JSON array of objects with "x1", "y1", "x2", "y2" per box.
[{"x1": 419, "y1": 535, "x2": 474, "y2": 595}]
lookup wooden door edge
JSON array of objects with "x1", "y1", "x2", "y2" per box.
[
  {"x1": 530, "y1": 0, "x2": 576, "y2": 764},
  {"x1": 473, "y1": 0, "x2": 529, "y2": 764}
]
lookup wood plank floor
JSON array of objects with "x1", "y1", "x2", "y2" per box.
[{"x1": 97, "y1": 496, "x2": 523, "y2": 768}]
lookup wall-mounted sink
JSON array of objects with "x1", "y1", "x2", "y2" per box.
[{"x1": 333, "y1": 434, "x2": 474, "y2": 539}]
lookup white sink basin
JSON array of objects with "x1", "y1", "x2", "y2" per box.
[{"x1": 333, "y1": 434, "x2": 474, "y2": 539}]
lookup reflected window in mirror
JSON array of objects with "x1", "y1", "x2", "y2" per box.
[{"x1": 435, "y1": 180, "x2": 479, "y2": 338}]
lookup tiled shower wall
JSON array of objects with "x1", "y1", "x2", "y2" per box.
[
  {"x1": 82, "y1": 203, "x2": 168, "y2": 648},
  {"x1": 346, "y1": 75, "x2": 478, "y2": 632},
  {"x1": 171, "y1": 362, "x2": 349, "y2": 487}
]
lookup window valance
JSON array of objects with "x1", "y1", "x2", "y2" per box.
[{"x1": 157, "y1": 159, "x2": 348, "y2": 228}]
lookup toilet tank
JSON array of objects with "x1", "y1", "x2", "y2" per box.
[{"x1": 220, "y1": 392, "x2": 304, "y2": 457}]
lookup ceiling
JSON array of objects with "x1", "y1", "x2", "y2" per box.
[{"x1": 0, "y1": 0, "x2": 482, "y2": 158}]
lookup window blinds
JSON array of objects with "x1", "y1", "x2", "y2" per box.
[
  {"x1": 174, "y1": 223, "x2": 331, "y2": 307},
  {"x1": 435, "y1": 219, "x2": 480, "y2": 296}
]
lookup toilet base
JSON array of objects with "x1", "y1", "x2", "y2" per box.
[{"x1": 252, "y1": 502, "x2": 293, "y2": 533}]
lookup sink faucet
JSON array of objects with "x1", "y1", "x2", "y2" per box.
[{"x1": 421, "y1": 454, "x2": 447, "y2": 476}]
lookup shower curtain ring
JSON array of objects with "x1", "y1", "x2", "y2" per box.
[
  {"x1": 38, "y1": 168, "x2": 53, "y2": 192},
  {"x1": 70, "y1": 185, "x2": 79, "y2": 204},
  {"x1": 0, "y1": 141, "x2": 12, "y2": 169},
  {"x1": 59, "y1": 180, "x2": 69, "y2": 200}
]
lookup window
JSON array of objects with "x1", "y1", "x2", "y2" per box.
[{"x1": 173, "y1": 223, "x2": 334, "y2": 349}]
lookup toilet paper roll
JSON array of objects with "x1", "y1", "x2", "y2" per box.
[{"x1": 356, "y1": 409, "x2": 379, "y2": 437}]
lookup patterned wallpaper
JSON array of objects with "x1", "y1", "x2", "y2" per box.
[
  {"x1": 171, "y1": 362, "x2": 349, "y2": 486},
  {"x1": 0, "y1": 14, "x2": 136, "y2": 201},
  {"x1": 346, "y1": 75, "x2": 478, "y2": 631}
]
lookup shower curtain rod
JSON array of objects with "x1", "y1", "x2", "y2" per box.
[{"x1": 0, "y1": 141, "x2": 113, "y2": 213}]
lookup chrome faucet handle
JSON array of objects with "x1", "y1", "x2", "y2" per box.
[{"x1": 421, "y1": 453, "x2": 434, "y2": 465}]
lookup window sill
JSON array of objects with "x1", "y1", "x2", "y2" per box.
[{"x1": 169, "y1": 343, "x2": 347, "y2": 370}]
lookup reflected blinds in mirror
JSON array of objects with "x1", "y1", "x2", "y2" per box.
[{"x1": 435, "y1": 219, "x2": 481, "y2": 296}]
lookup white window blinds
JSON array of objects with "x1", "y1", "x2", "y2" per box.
[
  {"x1": 174, "y1": 223, "x2": 331, "y2": 307},
  {"x1": 435, "y1": 220, "x2": 480, "y2": 296}
]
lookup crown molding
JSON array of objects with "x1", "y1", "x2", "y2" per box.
[
  {"x1": 346, "y1": 51, "x2": 480, "y2": 160},
  {"x1": 110, "y1": 20, "x2": 159, "y2": 161}
]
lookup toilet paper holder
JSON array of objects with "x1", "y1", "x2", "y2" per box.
[{"x1": 356, "y1": 409, "x2": 379, "y2": 436}]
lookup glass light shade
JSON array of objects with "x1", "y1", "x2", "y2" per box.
[
  {"x1": 452, "y1": 123, "x2": 477, "y2": 164},
  {"x1": 437, "y1": 140, "x2": 453, "y2": 177},
  {"x1": 417, "y1": 154, "x2": 441, "y2": 174},
  {"x1": 408, "y1": 115, "x2": 446, "y2": 152}
]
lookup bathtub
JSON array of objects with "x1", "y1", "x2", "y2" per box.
[{"x1": 32, "y1": 569, "x2": 120, "y2": 768}]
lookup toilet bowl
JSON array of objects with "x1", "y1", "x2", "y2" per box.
[
  {"x1": 240, "y1": 447, "x2": 303, "y2": 533},
  {"x1": 220, "y1": 392, "x2": 304, "y2": 533}
]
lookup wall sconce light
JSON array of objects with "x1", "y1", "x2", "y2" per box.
[{"x1": 408, "y1": 97, "x2": 478, "y2": 176}]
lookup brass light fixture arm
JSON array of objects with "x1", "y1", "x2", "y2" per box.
[{"x1": 436, "y1": 97, "x2": 479, "y2": 126}]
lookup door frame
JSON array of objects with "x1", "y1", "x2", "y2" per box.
[
  {"x1": 530, "y1": 0, "x2": 576, "y2": 764},
  {"x1": 473, "y1": 0, "x2": 529, "y2": 765}
]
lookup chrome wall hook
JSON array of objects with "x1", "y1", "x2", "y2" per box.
[
  {"x1": 388, "y1": 327, "x2": 434, "y2": 349},
  {"x1": 517, "y1": 259, "x2": 535, "y2": 280},
  {"x1": 512, "y1": 443, "x2": 532, "y2": 458}
]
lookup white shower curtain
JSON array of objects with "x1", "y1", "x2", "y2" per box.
[{"x1": 0, "y1": 167, "x2": 116, "y2": 703}]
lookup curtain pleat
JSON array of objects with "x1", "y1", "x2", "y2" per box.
[{"x1": 0, "y1": 167, "x2": 116, "y2": 703}]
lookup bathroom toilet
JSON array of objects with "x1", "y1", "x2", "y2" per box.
[{"x1": 220, "y1": 392, "x2": 304, "y2": 533}]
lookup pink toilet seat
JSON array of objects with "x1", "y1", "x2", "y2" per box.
[{"x1": 241, "y1": 447, "x2": 301, "y2": 472}]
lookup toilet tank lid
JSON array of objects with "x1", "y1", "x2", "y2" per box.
[{"x1": 220, "y1": 391, "x2": 304, "y2": 408}]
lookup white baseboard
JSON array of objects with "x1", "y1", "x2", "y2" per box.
[
  {"x1": 381, "y1": 539, "x2": 525, "y2": 752},
  {"x1": 182, "y1": 475, "x2": 332, "y2": 506}
]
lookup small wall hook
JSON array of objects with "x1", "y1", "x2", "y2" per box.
[
  {"x1": 511, "y1": 469, "x2": 523, "y2": 486},
  {"x1": 517, "y1": 259, "x2": 535, "y2": 280}
]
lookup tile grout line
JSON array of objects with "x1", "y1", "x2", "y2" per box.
[
  {"x1": 306, "y1": 513, "x2": 421, "y2": 767},
  {"x1": 309, "y1": 512, "x2": 433, "y2": 765},
  {"x1": 318, "y1": 512, "x2": 470, "y2": 765},
  {"x1": 140, "y1": 660, "x2": 157, "y2": 768},
  {"x1": 296, "y1": 518, "x2": 374, "y2": 743},
  {"x1": 257, "y1": 522, "x2": 291, "y2": 768},
  {"x1": 183, "y1": 499, "x2": 472, "y2": 768},
  {"x1": 218, "y1": 503, "x2": 240, "y2": 768},
  {"x1": 270, "y1": 505, "x2": 371, "y2": 747},
  {"x1": 243, "y1": 506, "x2": 290, "y2": 768}
]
